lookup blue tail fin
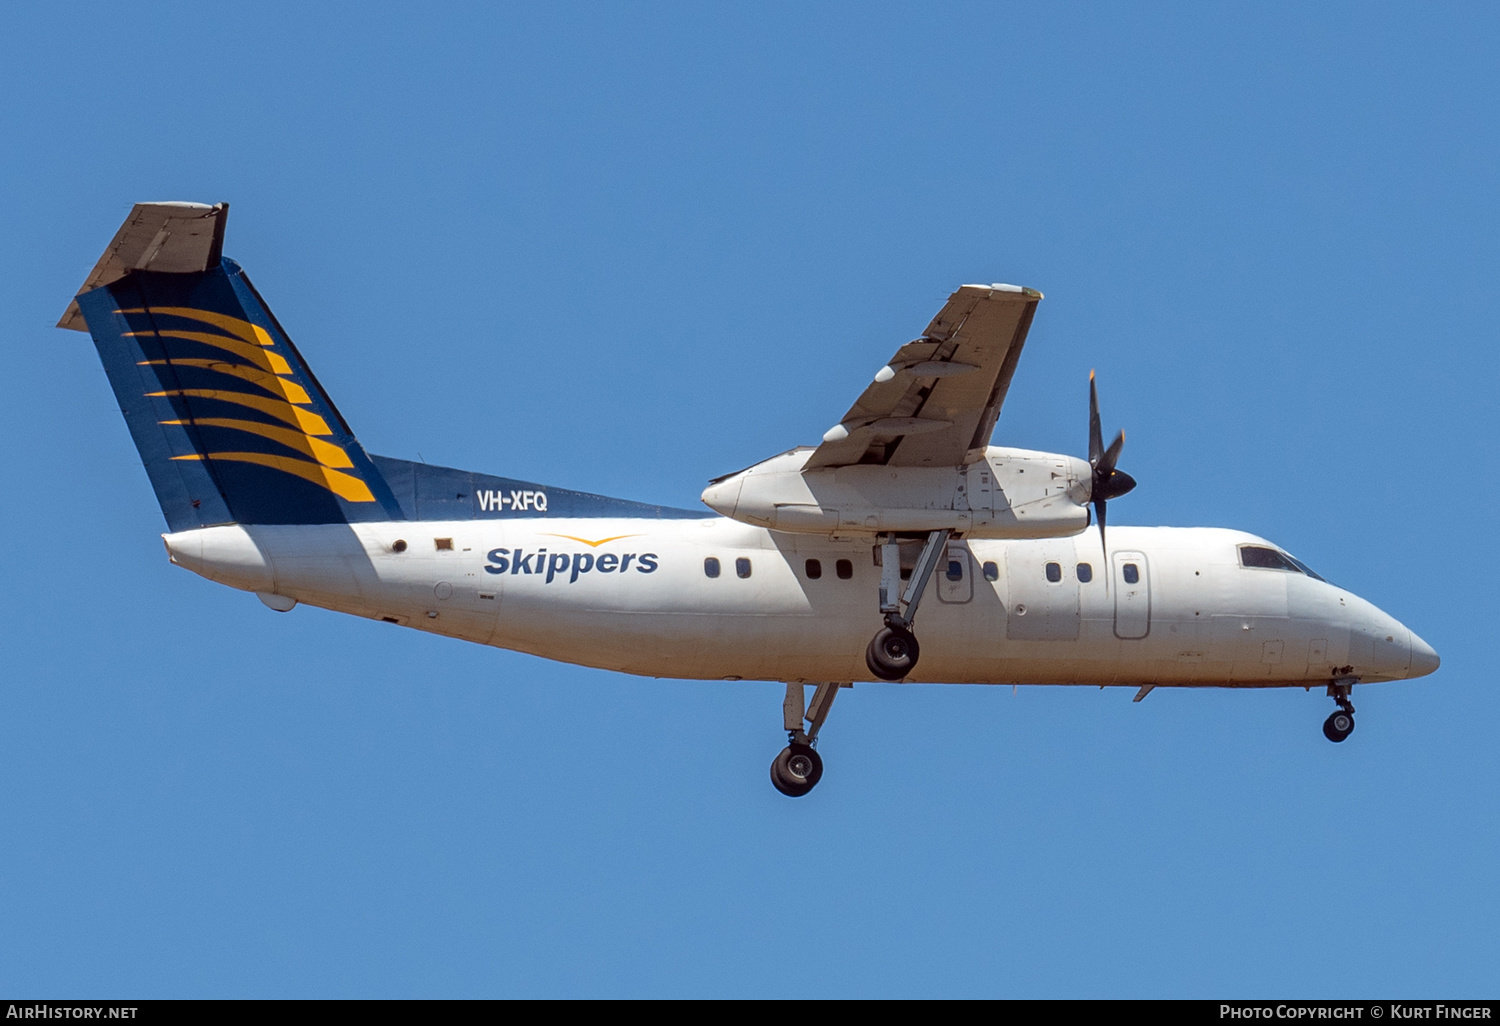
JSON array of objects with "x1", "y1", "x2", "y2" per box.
[{"x1": 61, "y1": 203, "x2": 403, "y2": 529}]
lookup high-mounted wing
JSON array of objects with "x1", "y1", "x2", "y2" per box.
[{"x1": 807, "y1": 283, "x2": 1041, "y2": 469}]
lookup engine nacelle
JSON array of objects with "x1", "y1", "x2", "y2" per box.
[{"x1": 701, "y1": 446, "x2": 1092, "y2": 538}]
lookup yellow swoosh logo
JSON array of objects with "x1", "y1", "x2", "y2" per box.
[
  {"x1": 125, "y1": 330, "x2": 294, "y2": 375},
  {"x1": 139, "y1": 359, "x2": 312, "y2": 404},
  {"x1": 146, "y1": 389, "x2": 333, "y2": 435},
  {"x1": 118, "y1": 307, "x2": 276, "y2": 347},
  {"x1": 541, "y1": 533, "x2": 641, "y2": 548},
  {"x1": 124, "y1": 306, "x2": 377, "y2": 504},
  {"x1": 160, "y1": 417, "x2": 354, "y2": 468},
  {"x1": 172, "y1": 452, "x2": 375, "y2": 502}
]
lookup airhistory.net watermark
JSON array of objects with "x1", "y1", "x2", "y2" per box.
[{"x1": 5, "y1": 1007, "x2": 137, "y2": 1020}]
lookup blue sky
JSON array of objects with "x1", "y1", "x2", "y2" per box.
[{"x1": 1, "y1": 2, "x2": 1495, "y2": 997}]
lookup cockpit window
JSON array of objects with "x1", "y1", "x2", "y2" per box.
[
  {"x1": 1240, "y1": 545, "x2": 1323, "y2": 580},
  {"x1": 1283, "y1": 552, "x2": 1326, "y2": 582},
  {"x1": 1240, "y1": 546, "x2": 1298, "y2": 571}
]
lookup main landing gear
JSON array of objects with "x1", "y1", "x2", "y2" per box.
[
  {"x1": 1322, "y1": 677, "x2": 1357, "y2": 743},
  {"x1": 771, "y1": 682, "x2": 844, "y2": 797},
  {"x1": 865, "y1": 529, "x2": 950, "y2": 681}
]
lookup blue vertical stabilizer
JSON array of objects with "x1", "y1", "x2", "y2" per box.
[{"x1": 63, "y1": 202, "x2": 711, "y2": 529}]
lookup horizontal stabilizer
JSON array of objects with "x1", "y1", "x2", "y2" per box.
[{"x1": 58, "y1": 202, "x2": 228, "y2": 331}]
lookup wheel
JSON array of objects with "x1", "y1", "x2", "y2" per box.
[
  {"x1": 770, "y1": 743, "x2": 824, "y2": 797},
  {"x1": 865, "y1": 624, "x2": 920, "y2": 681},
  {"x1": 1323, "y1": 710, "x2": 1355, "y2": 743}
]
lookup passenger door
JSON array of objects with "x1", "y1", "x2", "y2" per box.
[{"x1": 1113, "y1": 551, "x2": 1150, "y2": 639}]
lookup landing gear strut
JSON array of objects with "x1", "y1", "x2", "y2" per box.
[
  {"x1": 865, "y1": 529, "x2": 949, "y2": 681},
  {"x1": 771, "y1": 682, "x2": 843, "y2": 797},
  {"x1": 1323, "y1": 677, "x2": 1357, "y2": 743}
]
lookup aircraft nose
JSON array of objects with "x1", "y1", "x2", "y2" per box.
[{"x1": 1408, "y1": 630, "x2": 1441, "y2": 678}]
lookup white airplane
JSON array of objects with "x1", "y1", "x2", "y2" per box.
[{"x1": 60, "y1": 202, "x2": 1439, "y2": 796}]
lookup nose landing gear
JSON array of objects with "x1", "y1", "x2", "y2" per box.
[
  {"x1": 1322, "y1": 677, "x2": 1357, "y2": 743},
  {"x1": 864, "y1": 530, "x2": 949, "y2": 681},
  {"x1": 1323, "y1": 710, "x2": 1355, "y2": 742}
]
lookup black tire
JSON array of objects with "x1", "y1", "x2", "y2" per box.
[
  {"x1": 1323, "y1": 710, "x2": 1355, "y2": 743},
  {"x1": 770, "y1": 743, "x2": 823, "y2": 797},
  {"x1": 865, "y1": 624, "x2": 920, "y2": 681}
]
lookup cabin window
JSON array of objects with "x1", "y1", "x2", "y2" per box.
[
  {"x1": 1045, "y1": 561, "x2": 1062, "y2": 583},
  {"x1": 1077, "y1": 562, "x2": 1093, "y2": 583},
  {"x1": 835, "y1": 558, "x2": 853, "y2": 580},
  {"x1": 946, "y1": 559, "x2": 963, "y2": 581},
  {"x1": 805, "y1": 558, "x2": 822, "y2": 580},
  {"x1": 434, "y1": 537, "x2": 454, "y2": 551},
  {"x1": 1123, "y1": 563, "x2": 1140, "y2": 585},
  {"x1": 982, "y1": 561, "x2": 999, "y2": 582},
  {"x1": 736, "y1": 557, "x2": 752, "y2": 579},
  {"x1": 704, "y1": 557, "x2": 720, "y2": 578},
  {"x1": 391, "y1": 539, "x2": 407, "y2": 553},
  {"x1": 1240, "y1": 545, "x2": 1299, "y2": 573}
]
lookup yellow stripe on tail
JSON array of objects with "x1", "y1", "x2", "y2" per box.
[{"x1": 172, "y1": 452, "x2": 376, "y2": 502}]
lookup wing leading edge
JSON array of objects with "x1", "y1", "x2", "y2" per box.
[{"x1": 806, "y1": 283, "x2": 1041, "y2": 469}]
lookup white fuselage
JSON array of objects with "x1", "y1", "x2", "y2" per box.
[{"x1": 162, "y1": 517, "x2": 1434, "y2": 689}]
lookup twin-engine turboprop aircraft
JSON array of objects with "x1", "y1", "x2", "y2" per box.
[{"x1": 60, "y1": 203, "x2": 1439, "y2": 796}]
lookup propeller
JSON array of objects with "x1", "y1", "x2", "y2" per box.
[{"x1": 1088, "y1": 369, "x2": 1137, "y2": 559}]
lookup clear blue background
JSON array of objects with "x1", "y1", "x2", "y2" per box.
[{"x1": 1, "y1": 2, "x2": 1494, "y2": 997}]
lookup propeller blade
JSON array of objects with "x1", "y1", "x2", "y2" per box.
[
  {"x1": 1088, "y1": 370, "x2": 1103, "y2": 467},
  {"x1": 1085, "y1": 368, "x2": 1132, "y2": 569},
  {"x1": 1098, "y1": 429, "x2": 1125, "y2": 477}
]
